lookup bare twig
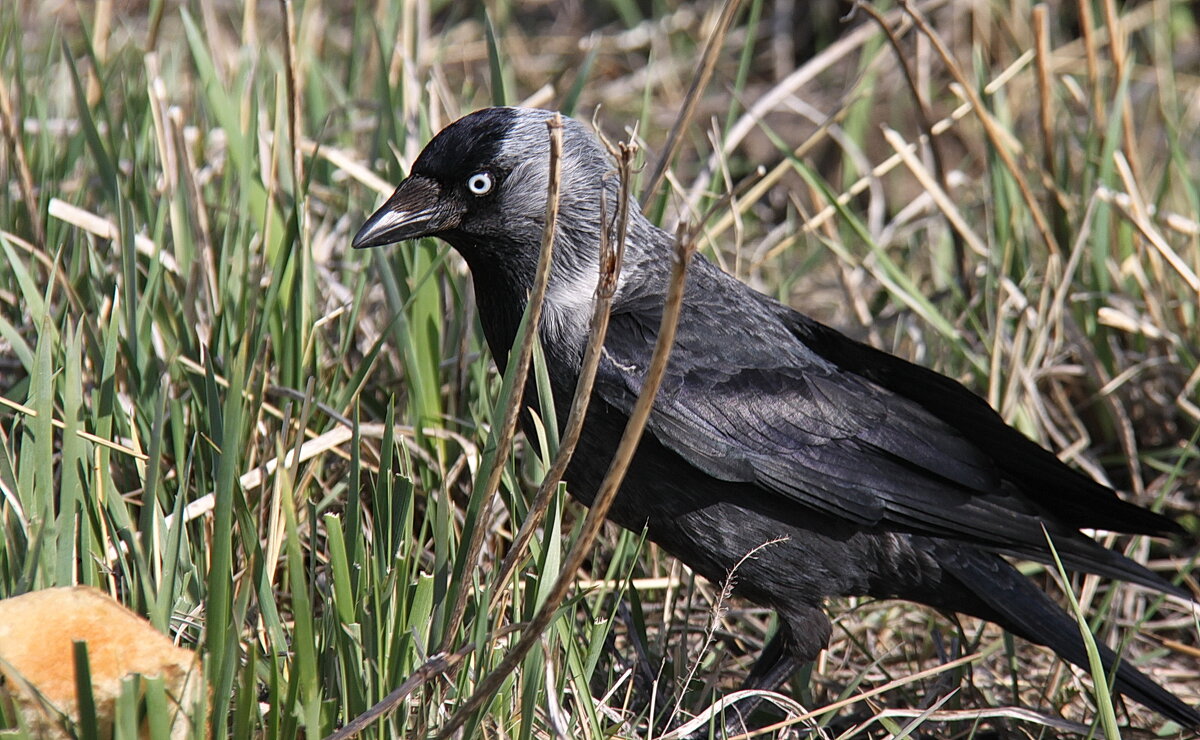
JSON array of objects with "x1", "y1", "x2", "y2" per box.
[
  {"x1": 1032, "y1": 5, "x2": 1055, "y2": 182},
  {"x1": 1076, "y1": 0, "x2": 1103, "y2": 128},
  {"x1": 441, "y1": 113, "x2": 565, "y2": 646},
  {"x1": 856, "y1": 1, "x2": 968, "y2": 297},
  {"x1": 1097, "y1": 180, "x2": 1200, "y2": 295},
  {"x1": 46, "y1": 199, "x2": 180, "y2": 274},
  {"x1": 0, "y1": 395, "x2": 147, "y2": 461},
  {"x1": 881, "y1": 126, "x2": 988, "y2": 259},
  {"x1": 669, "y1": 536, "x2": 789, "y2": 726},
  {"x1": 845, "y1": 705, "x2": 1097, "y2": 737},
  {"x1": 490, "y1": 136, "x2": 640, "y2": 605},
  {"x1": 1032, "y1": 3, "x2": 1067, "y2": 248},
  {"x1": 279, "y1": 0, "x2": 305, "y2": 214},
  {"x1": 641, "y1": 0, "x2": 745, "y2": 210},
  {"x1": 1102, "y1": 0, "x2": 1144, "y2": 189},
  {"x1": 86, "y1": 0, "x2": 112, "y2": 106},
  {"x1": 0, "y1": 78, "x2": 45, "y2": 245},
  {"x1": 721, "y1": 644, "x2": 1000, "y2": 739},
  {"x1": 684, "y1": 0, "x2": 952, "y2": 211},
  {"x1": 323, "y1": 642, "x2": 479, "y2": 740},
  {"x1": 435, "y1": 226, "x2": 699, "y2": 740},
  {"x1": 900, "y1": 0, "x2": 1060, "y2": 256}
]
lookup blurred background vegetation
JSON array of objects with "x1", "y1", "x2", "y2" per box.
[{"x1": 1, "y1": 0, "x2": 1197, "y2": 737}]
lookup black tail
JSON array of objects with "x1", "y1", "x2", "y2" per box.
[{"x1": 937, "y1": 546, "x2": 1200, "y2": 731}]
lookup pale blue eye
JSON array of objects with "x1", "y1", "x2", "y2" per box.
[{"x1": 467, "y1": 172, "x2": 493, "y2": 195}]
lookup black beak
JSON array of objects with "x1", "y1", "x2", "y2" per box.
[{"x1": 352, "y1": 175, "x2": 462, "y2": 249}]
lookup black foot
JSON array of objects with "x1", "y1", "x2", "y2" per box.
[{"x1": 678, "y1": 629, "x2": 809, "y2": 739}]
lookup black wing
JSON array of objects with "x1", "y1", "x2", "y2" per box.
[{"x1": 596, "y1": 260, "x2": 1181, "y2": 592}]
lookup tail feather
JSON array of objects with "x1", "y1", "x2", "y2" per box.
[
  {"x1": 994, "y1": 530, "x2": 1191, "y2": 601},
  {"x1": 937, "y1": 547, "x2": 1200, "y2": 730}
]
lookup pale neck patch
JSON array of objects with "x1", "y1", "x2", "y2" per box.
[{"x1": 541, "y1": 267, "x2": 600, "y2": 348}]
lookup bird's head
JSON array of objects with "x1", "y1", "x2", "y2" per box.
[
  {"x1": 353, "y1": 107, "x2": 660, "y2": 350},
  {"x1": 353, "y1": 107, "x2": 619, "y2": 265}
]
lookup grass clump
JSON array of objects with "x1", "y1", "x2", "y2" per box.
[{"x1": 0, "y1": 1, "x2": 1196, "y2": 738}]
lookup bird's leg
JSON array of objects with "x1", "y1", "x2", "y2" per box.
[
  {"x1": 716, "y1": 629, "x2": 806, "y2": 738},
  {"x1": 618, "y1": 600, "x2": 660, "y2": 689},
  {"x1": 682, "y1": 627, "x2": 808, "y2": 739},
  {"x1": 706, "y1": 603, "x2": 832, "y2": 739},
  {"x1": 743, "y1": 629, "x2": 803, "y2": 692}
]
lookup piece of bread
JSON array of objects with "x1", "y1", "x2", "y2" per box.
[{"x1": 0, "y1": 586, "x2": 203, "y2": 739}]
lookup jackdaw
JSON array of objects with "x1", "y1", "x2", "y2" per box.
[{"x1": 352, "y1": 107, "x2": 1199, "y2": 731}]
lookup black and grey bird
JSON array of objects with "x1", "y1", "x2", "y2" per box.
[{"x1": 353, "y1": 107, "x2": 1200, "y2": 730}]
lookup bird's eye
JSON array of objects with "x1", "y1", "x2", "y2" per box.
[{"x1": 466, "y1": 172, "x2": 494, "y2": 196}]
